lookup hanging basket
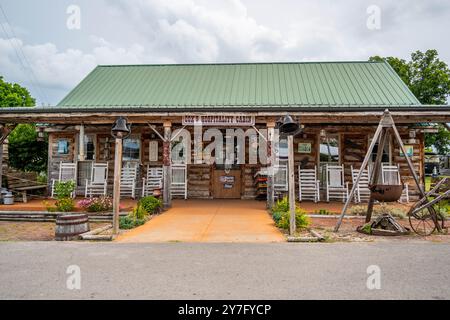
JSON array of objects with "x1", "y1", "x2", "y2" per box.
[{"x1": 369, "y1": 184, "x2": 403, "y2": 202}]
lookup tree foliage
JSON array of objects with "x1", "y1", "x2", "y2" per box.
[
  {"x1": 0, "y1": 76, "x2": 48, "y2": 172},
  {"x1": 0, "y1": 76, "x2": 35, "y2": 107},
  {"x1": 370, "y1": 50, "x2": 450, "y2": 154},
  {"x1": 8, "y1": 124, "x2": 48, "y2": 173}
]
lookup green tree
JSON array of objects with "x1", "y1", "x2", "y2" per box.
[
  {"x1": 8, "y1": 124, "x2": 48, "y2": 173},
  {"x1": 370, "y1": 50, "x2": 450, "y2": 154},
  {"x1": 0, "y1": 76, "x2": 48, "y2": 172},
  {"x1": 0, "y1": 76, "x2": 35, "y2": 107}
]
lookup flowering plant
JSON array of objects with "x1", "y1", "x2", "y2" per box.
[{"x1": 77, "y1": 196, "x2": 113, "y2": 212}]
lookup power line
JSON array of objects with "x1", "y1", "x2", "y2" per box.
[{"x1": 0, "y1": 4, "x2": 49, "y2": 105}]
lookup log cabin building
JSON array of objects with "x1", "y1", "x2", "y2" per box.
[{"x1": 1, "y1": 61, "x2": 449, "y2": 208}]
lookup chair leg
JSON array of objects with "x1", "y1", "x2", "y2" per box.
[{"x1": 51, "y1": 180, "x2": 55, "y2": 198}]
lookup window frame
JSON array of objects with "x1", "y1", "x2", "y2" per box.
[{"x1": 122, "y1": 135, "x2": 142, "y2": 163}]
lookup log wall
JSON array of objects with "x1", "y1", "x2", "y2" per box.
[{"x1": 46, "y1": 121, "x2": 426, "y2": 201}]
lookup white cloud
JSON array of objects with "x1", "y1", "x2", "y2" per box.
[
  {"x1": 0, "y1": 0, "x2": 449, "y2": 104},
  {"x1": 0, "y1": 36, "x2": 147, "y2": 103}
]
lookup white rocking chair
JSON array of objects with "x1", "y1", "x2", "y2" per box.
[
  {"x1": 381, "y1": 163, "x2": 409, "y2": 203},
  {"x1": 51, "y1": 162, "x2": 77, "y2": 198},
  {"x1": 325, "y1": 164, "x2": 349, "y2": 202},
  {"x1": 171, "y1": 164, "x2": 187, "y2": 199},
  {"x1": 298, "y1": 166, "x2": 320, "y2": 202},
  {"x1": 351, "y1": 165, "x2": 371, "y2": 203},
  {"x1": 142, "y1": 166, "x2": 163, "y2": 197},
  {"x1": 120, "y1": 165, "x2": 138, "y2": 199},
  {"x1": 85, "y1": 163, "x2": 108, "y2": 197},
  {"x1": 273, "y1": 163, "x2": 288, "y2": 193}
]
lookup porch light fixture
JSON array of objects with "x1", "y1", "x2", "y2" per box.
[
  {"x1": 320, "y1": 129, "x2": 326, "y2": 140},
  {"x1": 111, "y1": 117, "x2": 131, "y2": 139},
  {"x1": 408, "y1": 129, "x2": 417, "y2": 144},
  {"x1": 111, "y1": 116, "x2": 131, "y2": 235},
  {"x1": 36, "y1": 126, "x2": 45, "y2": 142},
  {"x1": 278, "y1": 113, "x2": 300, "y2": 237}
]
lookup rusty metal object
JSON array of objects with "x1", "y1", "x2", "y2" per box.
[
  {"x1": 357, "y1": 213, "x2": 410, "y2": 236},
  {"x1": 369, "y1": 184, "x2": 403, "y2": 202}
]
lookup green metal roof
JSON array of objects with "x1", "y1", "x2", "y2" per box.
[{"x1": 57, "y1": 62, "x2": 420, "y2": 108}]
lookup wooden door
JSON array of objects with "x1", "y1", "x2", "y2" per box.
[{"x1": 212, "y1": 169, "x2": 241, "y2": 199}]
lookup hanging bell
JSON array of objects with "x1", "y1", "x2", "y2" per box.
[
  {"x1": 111, "y1": 117, "x2": 131, "y2": 138},
  {"x1": 279, "y1": 114, "x2": 299, "y2": 135}
]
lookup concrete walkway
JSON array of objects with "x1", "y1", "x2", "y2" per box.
[{"x1": 116, "y1": 199, "x2": 284, "y2": 243}]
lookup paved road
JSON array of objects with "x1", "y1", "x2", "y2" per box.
[{"x1": 0, "y1": 242, "x2": 449, "y2": 299}]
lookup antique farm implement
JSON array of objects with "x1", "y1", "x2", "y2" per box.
[
  {"x1": 335, "y1": 109, "x2": 447, "y2": 236},
  {"x1": 407, "y1": 177, "x2": 449, "y2": 235}
]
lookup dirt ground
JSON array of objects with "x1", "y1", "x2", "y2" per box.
[
  {"x1": 307, "y1": 217, "x2": 450, "y2": 243},
  {"x1": 0, "y1": 222, "x2": 110, "y2": 241}
]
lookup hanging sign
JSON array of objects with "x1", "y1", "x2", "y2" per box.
[
  {"x1": 182, "y1": 115, "x2": 255, "y2": 126},
  {"x1": 220, "y1": 176, "x2": 235, "y2": 183}
]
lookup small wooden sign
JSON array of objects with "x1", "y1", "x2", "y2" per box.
[
  {"x1": 220, "y1": 176, "x2": 235, "y2": 183},
  {"x1": 149, "y1": 141, "x2": 158, "y2": 162},
  {"x1": 298, "y1": 142, "x2": 312, "y2": 153}
]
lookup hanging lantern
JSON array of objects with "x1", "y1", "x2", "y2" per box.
[
  {"x1": 408, "y1": 129, "x2": 417, "y2": 144},
  {"x1": 320, "y1": 129, "x2": 326, "y2": 140},
  {"x1": 36, "y1": 126, "x2": 45, "y2": 142}
]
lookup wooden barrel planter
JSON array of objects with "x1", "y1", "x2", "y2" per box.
[{"x1": 55, "y1": 214, "x2": 90, "y2": 241}]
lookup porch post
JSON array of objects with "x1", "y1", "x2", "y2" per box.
[
  {"x1": 287, "y1": 134, "x2": 296, "y2": 235},
  {"x1": 163, "y1": 121, "x2": 172, "y2": 208},
  {"x1": 266, "y1": 122, "x2": 275, "y2": 209},
  {"x1": 78, "y1": 124, "x2": 85, "y2": 161},
  {"x1": 112, "y1": 134, "x2": 123, "y2": 234}
]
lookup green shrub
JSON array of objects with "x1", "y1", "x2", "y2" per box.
[
  {"x1": 138, "y1": 196, "x2": 162, "y2": 214},
  {"x1": 130, "y1": 204, "x2": 148, "y2": 220},
  {"x1": 272, "y1": 211, "x2": 283, "y2": 223},
  {"x1": 271, "y1": 196, "x2": 290, "y2": 213},
  {"x1": 271, "y1": 197, "x2": 309, "y2": 230},
  {"x1": 54, "y1": 180, "x2": 75, "y2": 199},
  {"x1": 275, "y1": 208, "x2": 310, "y2": 230},
  {"x1": 55, "y1": 198, "x2": 75, "y2": 212},
  {"x1": 360, "y1": 223, "x2": 372, "y2": 234},
  {"x1": 314, "y1": 209, "x2": 332, "y2": 215},
  {"x1": 119, "y1": 216, "x2": 146, "y2": 229}
]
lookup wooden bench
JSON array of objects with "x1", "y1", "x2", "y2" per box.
[{"x1": 5, "y1": 170, "x2": 47, "y2": 203}]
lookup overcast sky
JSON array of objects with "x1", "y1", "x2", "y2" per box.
[{"x1": 1, "y1": 0, "x2": 449, "y2": 105}]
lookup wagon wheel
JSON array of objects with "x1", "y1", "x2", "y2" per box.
[{"x1": 409, "y1": 205, "x2": 439, "y2": 236}]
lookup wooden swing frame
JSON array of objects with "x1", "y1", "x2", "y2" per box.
[{"x1": 334, "y1": 109, "x2": 441, "y2": 232}]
